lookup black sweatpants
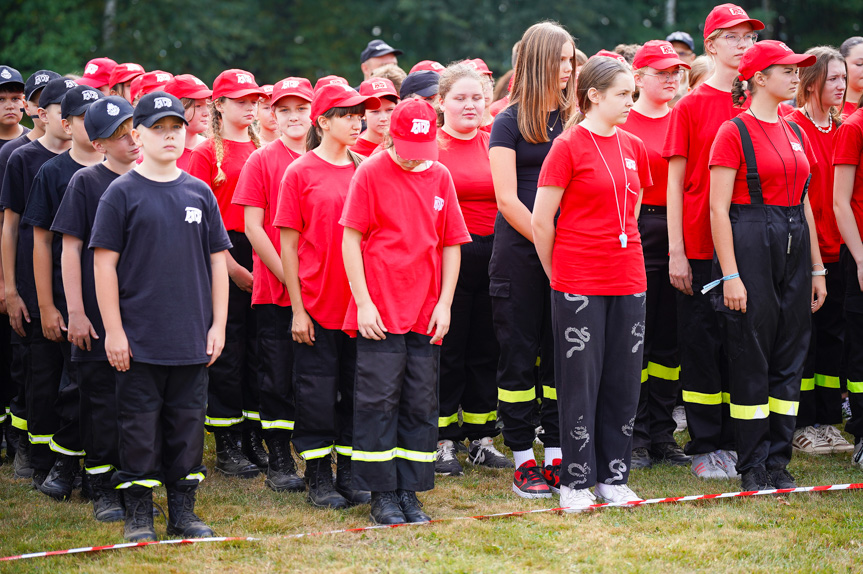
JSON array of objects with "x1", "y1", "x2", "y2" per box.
[
  {"x1": 292, "y1": 318, "x2": 356, "y2": 460},
  {"x1": 489, "y1": 217, "x2": 559, "y2": 452},
  {"x1": 114, "y1": 361, "x2": 208, "y2": 488},
  {"x1": 841, "y1": 247, "x2": 863, "y2": 440},
  {"x1": 78, "y1": 360, "x2": 119, "y2": 475},
  {"x1": 352, "y1": 332, "x2": 438, "y2": 492},
  {"x1": 716, "y1": 204, "x2": 810, "y2": 473},
  {"x1": 206, "y1": 231, "x2": 259, "y2": 431},
  {"x1": 552, "y1": 290, "x2": 645, "y2": 489},
  {"x1": 439, "y1": 234, "x2": 500, "y2": 442},
  {"x1": 255, "y1": 304, "x2": 295, "y2": 439}
]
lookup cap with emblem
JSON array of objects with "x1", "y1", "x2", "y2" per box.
[
  {"x1": 212, "y1": 69, "x2": 267, "y2": 100},
  {"x1": 77, "y1": 57, "x2": 118, "y2": 89},
  {"x1": 60, "y1": 85, "x2": 101, "y2": 119},
  {"x1": 409, "y1": 60, "x2": 445, "y2": 74},
  {"x1": 25, "y1": 70, "x2": 62, "y2": 102},
  {"x1": 84, "y1": 96, "x2": 134, "y2": 140},
  {"x1": 360, "y1": 39, "x2": 403, "y2": 64},
  {"x1": 633, "y1": 40, "x2": 692, "y2": 70},
  {"x1": 704, "y1": 4, "x2": 765, "y2": 39},
  {"x1": 399, "y1": 70, "x2": 440, "y2": 100},
  {"x1": 389, "y1": 98, "x2": 438, "y2": 161},
  {"x1": 133, "y1": 91, "x2": 189, "y2": 128},
  {"x1": 164, "y1": 74, "x2": 213, "y2": 100},
  {"x1": 131, "y1": 70, "x2": 175, "y2": 102},
  {"x1": 271, "y1": 77, "x2": 314, "y2": 105},
  {"x1": 311, "y1": 84, "x2": 380, "y2": 125},
  {"x1": 0, "y1": 66, "x2": 24, "y2": 92},
  {"x1": 39, "y1": 77, "x2": 78, "y2": 108},
  {"x1": 359, "y1": 78, "x2": 399, "y2": 102},
  {"x1": 314, "y1": 75, "x2": 350, "y2": 93},
  {"x1": 108, "y1": 63, "x2": 145, "y2": 88}
]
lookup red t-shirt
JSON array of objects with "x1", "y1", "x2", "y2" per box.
[
  {"x1": 177, "y1": 148, "x2": 193, "y2": 172},
  {"x1": 339, "y1": 151, "x2": 471, "y2": 342},
  {"x1": 538, "y1": 125, "x2": 652, "y2": 296},
  {"x1": 833, "y1": 108, "x2": 863, "y2": 244},
  {"x1": 489, "y1": 96, "x2": 509, "y2": 118},
  {"x1": 710, "y1": 113, "x2": 815, "y2": 207},
  {"x1": 272, "y1": 152, "x2": 354, "y2": 329},
  {"x1": 479, "y1": 124, "x2": 493, "y2": 133},
  {"x1": 232, "y1": 140, "x2": 302, "y2": 307},
  {"x1": 437, "y1": 130, "x2": 496, "y2": 236},
  {"x1": 663, "y1": 83, "x2": 743, "y2": 260},
  {"x1": 187, "y1": 138, "x2": 259, "y2": 232},
  {"x1": 786, "y1": 109, "x2": 840, "y2": 262},
  {"x1": 842, "y1": 100, "x2": 858, "y2": 121},
  {"x1": 350, "y1": 136, "x2": 379, "y2": 157},
  {"x1": 620, "y1": 109, "x2": 670, "y2": 207}
]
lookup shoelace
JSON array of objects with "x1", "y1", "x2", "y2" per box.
[
  {"x1": 482, "y1": 443, "x2": 507, "y2": 459},
  {"x1": 437, "y1": 442, "x2": 456, "y2": 462}
]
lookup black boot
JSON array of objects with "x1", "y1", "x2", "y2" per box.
[
  {"x1": 31, "y1": 468, "x2": 49, "y2": 489},
  {"x1": 397, "y1": 489, "x2": 431, "y2": 523},
  {"x1": 335, "y1": 453, "x2": 370, "y2": 505},
  {"x1": 306, "y1": 455, "x2": 349, "y2": 509},
  {"x1": 242, "y1": 426, "x2": 269, "y2": 470},
  {"x1": 166, "y1": 483, "x2": 214, "y2": 539},
  {"x1": 369, "y1": 491, "x2": 406, "y2": 525},
  {"x1": 89, "y1": 473, "x2": 125, "y2": 522},
  {"x1": 12, "y1": 430, "x2": 31, "y2": 479},
  {"x1": 214, "y1": 430, "x2": 260, "y2": 478},
  {"x1": 37, "y1": 454, "x2": 80, "y2": 501},
  {"x1": 123, "y1": 486, "x2": 157, "y2": 542},
  {"x1": 5, "y1": 421, "x2": 18, "y2": 463},
  {"x1": 264, "y1": 435, "x2": 305, "y2": 492}
]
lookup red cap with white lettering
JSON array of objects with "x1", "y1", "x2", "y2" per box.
[
  {"x1": 313, "y1": 75, "x2": 350, "y2": 93},
  {"x1": 704, "y1": 3, "x2": 765, "y2": 38},
  {"x1": 310, "y1": 84, "x2": 380, "y2": 125},
  {"x1": 359, "y1": 78, "x2": 399, "y2": 102},
  {"x1": 633, "y1": 40, "x2": 692, "y2": 70},
  {"x1": 409, "y1": 60, "x2": 445, "y2": 74},
  {"x1": 131, "y1": 70, "x2": 174, "y2": 102},
  {"x1": 272, "y1": 77, "x2": 314, "y2": 105},
  {"x1": 389, "y1": 98, "x2": 438, "y2": 161},
  {"x1": 737, "y1": 40, "x2": 815, "y2": 81},
  {"x1": 108, "y1": 63, "x2": 145, "y2": 88},
  {"x1": 78, "y1": 57, "x2": 118, "y2": 89},
  {"x1": 212, "y1": 69, "x2": 267, "y2": 99},
  {"x1": 592, "y1": 50, "x2": 629, "y2": 66},
  {"x1": 461, "y1": 58, "x2": 494, "y2": 76},
  {"x1": 261, "y1": 84, "x2": 273, "y2": 99},
  {"x1": 164, "y1": 74, "x2": 212, "y2": 100}
]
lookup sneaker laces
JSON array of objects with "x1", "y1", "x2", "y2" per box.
[
  {"x1": 479, "y1": 440, "x2": 507, "y2": 460},
  {"x1": 436, "y1": 441, "x2": 456, "y2": 462},
  {"x1": 822, "y1": 425, "x2": 846, "y2": 444},
  {"x1": 603, "y1": 483, "x2": 640, "y2": 500}
]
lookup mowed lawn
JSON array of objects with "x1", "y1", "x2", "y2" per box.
[{"x1": 1, "y1": 429, "x2": 863, "y2": 573}]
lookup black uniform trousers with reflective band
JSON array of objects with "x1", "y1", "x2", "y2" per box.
[
  {"x1": 633, "y1": 208, "x2": 680, "y2": 450},
  {"x1": 113, "y1": 362, "x2": 208, "y2": 489},
  {"x1": 206, "y1": 230, "x2": 259, "y2": 431},
  {"x1": 255, "y1": 304, "x2": 295, "y2": 440},
  {"x1": 489, "y1": 216, "x2": 559, "y2": 452},
  {"x1": 715, "y1": 204, "x2": 810, "y2": 474},
  {"x1": 799, "y1": 260, "x2": 844, "y2": 427},
  {"x1": 439, "y1": 234, "x2": 500, "y2": 442},
  {"x1": 0, "y1": 320, "x2": 12, "y2": 424},
  {"x1": 678, "y1": 258, "x2": 735, "y2": 455},
  {"x1": 840, "y1": 247, "x2": 863, "y2": 440},
  {"x1": 352, "y1": 332, "x2": 438, "y2": 492},
  {"x1": 8, "y1": 325, "x2": 29, "y2": 433},
  {"x1": 78, "y1": 360, "x2": 120, "y2": 474},
  {"x1": 552, "y1": 291, "x2": 645, "y2": 488},
  {"x1": 292, "y1": 318, "x2": 356, "y2": 460}
]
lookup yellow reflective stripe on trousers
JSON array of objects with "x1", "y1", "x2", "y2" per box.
[
  {"x1": 395, "y1": 448, "x2": 435, "y2": 462},
  {"x1": 28, "y1": 433, "x2": 52, "y2": 445},
  {"x1": 260, "y1": 419, "x2": 295, "y2": 430},
  {"x1": 438, "y1": 413, "x2": 459, "y2": 427},
  {"x1": 85, "y1": 465, "x2": 114, "y2": 475},
  {"x1": 10, "y1": 415, "x2": 27, "y2": 431},
  {"x1": 542, "y1": 386, "x2": 557, "y2": 401},
  {"x1": 641, "y1": 369, "x2": 648, "y2": 383},
  {"x1": 184, "y1": 472, "x2": 206, "y2": 482},
  {"x1": 815, "y1": 374, "x2": 841, "y2": 389},
  {"x1": 115, "y1": 479, "x2": 162, "y2": 489},
  {"x1": 49, "y1": 438, "x2": 86, "y2": 457},
  {"x1": 300, "y1": 446, "x2": 333, "y2": 460},
  {"x1": 334, "y1": 445, "x2": 352, "y2": 457},
  {"x1": 242, "y1": 410, "x2": 260, "y2": 421},
  {"x1": 461, "y1": 411, "x2": 497, "y2": 425},
  {"x1": 353, "y1": 448, "x2": 435, "y2": 463},
  {"x1": 768, "y1": 397, "x2": 799, "y2": 416},
  {"x1": 682, "y1": 390, "x2": 723, "y2": 405},
  {"x1": 848, "y1": 381, "x2": 863, "y2": 394},
  {"x1": 800, "y1": 377, "x2": 815, "y2": 392},
  {"x1": 499, "y1": 387, "x2": 536, "y2": 403},
  {"x1": 204, "y1": 416, "x2": 244, "y2": 427},
  {"x1": 647, "y1": 362, "x2": 681, "y2": 381},
  {"x1": 729, "y1": 402, "x2": 770, "y2": 420}
]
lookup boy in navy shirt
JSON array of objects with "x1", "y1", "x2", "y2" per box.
[{"x1": 91, "y1": 92, "x2": 230, "y2": 542}]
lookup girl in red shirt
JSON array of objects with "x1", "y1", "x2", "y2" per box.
[
  {"x1": 187, "y1": 69, "x2": 266, "y2": 480},
  {"x1": 534, "y1": 56, "x2": 651, "y2": 512},
  {"x1": 256, "y1": 85, "x2": 280, "y2": 145},
  {"x1": 840, "y1": 37, "x2": 863, "y2": 119},
  {"x1": 163, "y1": 74, "x2": 211, "y2": 172},
  {"x1": 709, "y1": 41, "x2": 825, "y2": 491},
  {"x1": 351, "y1": 78, "x2": 398, "y2": 156}
]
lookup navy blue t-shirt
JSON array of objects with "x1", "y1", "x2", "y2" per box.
[
  {"x1": 0, "y1": 133, "x2": 33, "y2": 209},
  {"x1": 23, "y1": 150, "x2": 86, "y2": 318},
  {"x1": 89, "y1": 170, "x2": 232, "y2": 366},
  {"x1": 0, "y1": 140, "x2": 58, "y2": 317},
  {"x1": 51, "y1": 163, "x2": 120, "y2": 362}
]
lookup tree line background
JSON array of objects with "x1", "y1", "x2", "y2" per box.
[{"x1": 3, "y1": 0, "x2": 861, "y2": 86}]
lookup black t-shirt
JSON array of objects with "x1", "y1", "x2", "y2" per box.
[
  {"x1": 0, "y1": 140, "x2": 58, "y2": 317},
  {"x1": 0, "y1": 128, "x2": 31, "y2": 153},
  {"x1": 89, "y1": 170, "x2": 232, "y2": 366},
  {"x1": 0, "y1": 133, "x2": 33, "y2": 209},
  {"x1": 23, "y1": 151, "x2": 86, "y2": 318},
  {"x1": 51, "y1": 163, "x2": 120, "y2": 362}
]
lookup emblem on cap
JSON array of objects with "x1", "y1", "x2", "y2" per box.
[
  {"x1": 156, "y1": 73, "x2": 171, "y2": 83},
  {"x1": 729, "y1": 6, "x2": 746, "y2": 15},
  {"x1": 282, "y1": 80, "x2": 300, "y2": 88},
  {"x1": 85, "y1": 63, "x2": 99, "y2": 75},
  {"x1": 153, "y1": 97, "x2": 173, "y2": 109},
  {"x1": 371, "y1": 81, "x2": 387, "y2": 90},
  {"x1": 106, "y1": 103, "x2": 120, "y2": 116},
  {"x1": 411, "y1": 119, "x2": 430, "y2": 135},
  {"x1": 82, "y1": 90, "x2": 100, "y2": 101},
  {"x1": 660, "y1": 44, "x2": 675, "y2": 55},
  {"x1": 0, "y1": 69, "x2": 10, "y2": 80},
  {"x1": 35, "y1": 74, "x2": 50, "y2": 85},
  {"x1": 236, "y1": 73, "x2": 253, "y2": 84},
  {"x1": 193, "y1": 77, "x2": 205, "y2": 85},
  {"x1": 779, "y1": 42, "x2": 793, "y2": 52}
]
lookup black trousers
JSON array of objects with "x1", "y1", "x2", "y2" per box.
[
  {"x1": 715, "y1": 204, "x2": 810, "y2": 473},
  {"x1": 78, "y1": 360, "x2": 120, "y2": 474},
  {"x1": 352, "y1": 332, "x2": 438, "y2": 492},
  {"x1": 439, "y1": 234, "x2": 500, "y2": 442},
  {"x1": 114, "y1": 361, "x2": 208, "y2": 488},
  {"x1": 0, "y1": 319, "x2": 12, "y2": 422},
  {"x1": 206, "y1": 231, "x2": 259, "y2": 431},
  {"x1": 8, "y1": 325, "x2": 30, "y2": 433},
  {"x1": 489, "y1": 217, "x2": 559, "y2": 452},
  {"x1": 292, "y1": 319, "x2": 355, "y2": 460},
  {"x1": 678, "y1": 258, "x2": 735, "y2": 455},
  {"x1": 841, "y1": 247, "x2": 863, "y2": 440},
  {"x1": 255, "y1": 304, "x2": 295, "y2": 439},
  {"x1": 552, "y1": 290, "x2": 645, "y2": 489},
  {"x1": 634, "y1": 210, "x2": 680, "y2": 450}
]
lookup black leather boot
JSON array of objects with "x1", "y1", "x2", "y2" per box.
[
  {"x1": 166, "y1": 483, "x2": 214, "y2": 539},
  {"x1": 37, "y1": 453, "x2": 80, "y2": 501},
  {"x1": 335, "y1": 453, "x2": 370, "y2": 505},
  {"x1": 369, "y1": 491, "x2": 406, "y2": 525},
  {"x1": 264, "y1": 435, "x2": 305, "y2": 492},
  {"x1": 397, "y1": 489, "x2": 431, "y2": 523},
  {"x1": 123, "y1": 485, "x2": 157, "y2": 542},
  {"x1": 306, "y1": 455, "x2": 348, "y2": 509},
  {"x1": 214, "y1": 430, "x2": 259, "y2": 478},
  {"x1": 89, "y1": 473, "x2": 125, "y2": 522},
  {"x1": 242, "y1": 426, "x2": 269, "y2": 470}
]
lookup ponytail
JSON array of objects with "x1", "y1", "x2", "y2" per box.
[
  {"x1": 731, "y1": 77, "x2": 749, "y2": 108},
  {"x1": 208, "y1": 97, "x2": 261, "y2": 187}
]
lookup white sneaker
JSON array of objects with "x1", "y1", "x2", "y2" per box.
[
  {"x1": 821, "y1": 425, "x2": 854, "y2": 453},
  {"x1": 559, "y1": 485, "x2": 596, "y2": 513},
  {"x1": 594, "y1": 482, "x2": 642, "y2": 504},
  {"x1": 715, "y1": 450, "x2": 739, "y2": 478},
  {"x1": 691, "y1": 452, "x2": 727, "y2": 479},
  {"x1": 672, "y1": 405, "x2": 687, "y2": 433},
  {"x1": 853, "y1": 438, "x2": 863, "y2": 469},
  {"x1": 792, "y1": 426, "x2": 832, "y2": 454}
]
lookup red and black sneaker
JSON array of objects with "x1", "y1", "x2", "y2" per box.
[
  {"x1": 542, "y1": 458, "x2": 561, "y2": 494},
  {"x1": 512, "y1": 460, "x2": 552, "y2": 499}
]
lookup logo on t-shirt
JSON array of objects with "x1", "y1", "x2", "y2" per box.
[
  {"x1": 434, "y1": 196, "x2": 444, "y2": 211},
  {"x1": 1, "y1": 69, "x2": 12, "y2": 80},
  {"x1": 625, "y1": 158, "x2": 637, "y2": 171},
  {"x1": 185, "y1": 207, "x2": 202, "y2": 224},
  {"x1": 85, "y1": 63, "x2": 99, "y2": 75},
  {"x1": 236, "y1": 73, "x2": 253, "y2": 84},
  {"x1": 411, "y1": 119, "x2": 431, "y2": 135},
  {"x1": 82, "y1": 90, "x2": 99, "y2": 101},
  {"x1": 106, "y1": 103, "x2": 120, "y2": 116},
  {"x1": 282, "y1": 80, "x2": 300, "y2": 89},
  {"x1": 156, "y1": 73, "x2": 171, "y2": 83},
  {"x1": 791, "y1": 142, "x2": 803, "y2": 152},
  {"x1": 154, "y1": 97, "x2": 173, "y2": 109},
  {"x1": 728, "y1": 6, "x2": 746, "y2": 15}
]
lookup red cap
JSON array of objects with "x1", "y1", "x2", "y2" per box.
[
  {"x1": 313, "y1": 75, "x2": 350, "y2": 93},
  {"x1": 78, "y1": 57, "x2": 118, "y2": 88},
  {"x1": 389, "y1": 98, "x2": 438, "y2": 161},
  {"x1": 108, "y1": 63, "x2": 145, "y2": 88},
  {"x1": 359, "y1": 78, "x2": 399, "y2": 101},
  {"x1": 738, "y1": 40, "x2": 815, "y2": 81},
  {"x1": 131, "y1": 70, "x2": 174, "y2": 102},
  {"x1": 261, "y1": 84, "x2": 274, "y2": 98},
  {"x1": 272, "y1": 77, "x2": 314, "y2": 105},
  {"x1": 212, "y1": 69, "x2": 267, "y2": 100},
  {"x1": 633, "y1": 40, "x2": 692, "y2": 70},
  {"x1": 129, "y1": 76, "x2": 144, "y2": 101},
  {"x1": 461, "y1": 58, "x2": 494, "y2": 76},
  {"x1": 310, "y1": 84, "x2": 380, "y2": 125},
  {"x1": 704, "y1": 4, "x2": 765, "y2": 39},
  {"x1": 164, "y1": 74, "x2": 212, "y2": 100},
  {"x1": 410, "y1": 60, "x2": 445, "y2": 74},
  {"x1": 592, "y1": 50, "x2": 629, "y2": 66}
]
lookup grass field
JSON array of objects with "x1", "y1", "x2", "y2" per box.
[{"x1": 2, "y1": 430, "x2": 863, "y2": 573}]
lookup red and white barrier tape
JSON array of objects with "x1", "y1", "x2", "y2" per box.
[{"x1": 3, "y1": 482, "x2": 861, "y2": 562}]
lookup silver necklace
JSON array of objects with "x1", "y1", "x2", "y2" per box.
[{"x1": 586, "y1": 126, "x2": 630, "y2": 248}]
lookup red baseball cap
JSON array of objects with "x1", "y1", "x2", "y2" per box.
[
  {"x1": 164, "y1": 74, "x2": 212, "y2": 100},
  {"x1": 310, "y1": 84, "x2": 380, "y2": 125},
  {"x1": 77, "y1": 57, "x2": 117, "y2": 89},
  {"x1": 389, "y1": 98, "x2": 438, "y2": 161},
  {"x1": 461, "y1": 58, "x2": 494, "y2": 76},
  {"x1": 272, "y1": 77, "x2": 314, "y2": 105},
  {"x1": 359, "y1": 78, "x2": 399, "y2": 101},
  {"x1": 108, "y1": 63, "x2": 144, "y2": 88},
  {"x1": 131, "y1": 70, "x2": 174, "y2": 102},
  {"x1": 314, "y1": 75, "x2": 350, "y2": 93},
  {"x1": 212, "y1": 69, "x2": 267, "y2": 100},
  {"x1": 261, "y1": 84, "x2": 274, "y2": 99},
  {"x1": 704, "y1": 3, "x2": 765, "y2": 39},
  {"x1": 593, "y1": 50, "x2": 629, "y2": 66},
  {"x1": 633, "y1": 40, "x2": 692, "y2": 70},
  {"x1": 738, "y1": 40, "x2": 815, "y2": 81},
  {"x1": 410, "y1": 60, "x2": 445, "y2": 74}
]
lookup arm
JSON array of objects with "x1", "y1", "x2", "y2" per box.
[
  {"x1": 93, "y1": 247, "x2": 130, "y2": 371},
  {"x1": 804, "y1": 195, "x2": 826, "y2": 313},
  {"x1": 0, "y1": 214, "x2": 6, "y2": 315},
  {"x1": 532, "y1": 185, "x2": 565, "y2": 279},
  {"x1": 280, "y1": 227, "x2": 314, "y2": 345},
  {"x1": 226, "y1": 250, "x2": 253, "y2": 293},
  {"x1": 427, "y1": 244, "x2": 461, "y2": 344},
  {"x1": 2, "y1": 210, "x2": 28, "y2": 335},
  {"x1": 206, "y1": 250, "x2": 229, "y2": 366},
  {"x1": 667, "y1": 156, "x2": 693, "y2": 295},
  {"x1": 834, "y1": 164, "x2": 863, "y2": 292},
  {"x1": 33, "y1": 226, "x2": 65, "y2": 341},
  {"x1": 61, "y1": 234, "x2": 96, "y2": 351},
  {"x1": 244, "y1": 206, "x2": 284, "y2": 283},
  {"x1": 342, "y1": 226, "x2": 386, "y2": 340},
  {"x1": 490, "y1": 147, "x2": 534, "y2": 242},
  {"x1": 709, "y1": 166, "x2": 746, "y2": 312}
]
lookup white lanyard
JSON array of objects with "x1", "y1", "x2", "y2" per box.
[{"x1": 587, "y1": 127, "x2": 630, "y2": 248}]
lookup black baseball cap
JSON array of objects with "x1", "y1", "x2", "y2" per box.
[
  {"x1": 399, "y1": 70, "x2": 440, "y2": 99},
  {"x1": 0, "y1": 66, "x2": 24, "y2": 92},
  {"x1": 133, "y1": 91, "x2": 188, "y2": 128},
  {"x1": 61, "y1": 85, "x2": 101, "y2": 119},
  {"x1": 39, "y1": 77, "x2": 78, "y2": 109},
  {"x1": 84, "y1": 96, "x2": 134, "y2": 140},
  {"x1": 666, "y1": 31, "x2": 695, "y2": 52},
  {"x1": 25, "y1": 70, "x2": 61, "y2": 102},
  {"x1": 360, "y1": 39, "x2": 403, "y2": 64}
]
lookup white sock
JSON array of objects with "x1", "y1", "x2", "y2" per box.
[
  {"x1": 544, "y1": 447, "x2": 562, "y2": 466},
  {"x1": 513, "y1": 449, "x2": 535, "y2": 468}
]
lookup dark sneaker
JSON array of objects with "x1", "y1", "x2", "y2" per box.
[
  {"x1": 769, "y1": 469, "x2": 797, "y2": 490},
  {"x1": 468, "y1": 437, "x2": 514, "y2": 469},
  {"x1": 37, "y1": 454, "x2": 80, "y2": 501},
  {"x1": 454, "y1": 440, "x2": 468, "y2": 454},
  {"x1": 512, "y1": 460, "x2": 552, "y2": 499},
  {"x1": 649, "y1": 442, "x2": 691, "y2": 466},
  {"x1": 397, "y1": 489, "x2": 431, "y2": 523},
  {"x1": 370, "y1": 491, "x2": 406, "y2": 525},
  {"x1": 740, "y1": 467, "x2": 772, "y2": 491},
  {"x1": 542, "y1": 459, "x2": 561, "y2": 494},
  {"x1": 631, "y1": 447, "x2": 653, "y2": 469},
  {"x1": 434, "y1": 440, "x2": 463, "y2": 476}
]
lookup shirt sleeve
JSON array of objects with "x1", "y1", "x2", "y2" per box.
[
  {"x1": 21, "y1": 167, "x2": 54, "y2": 229},
  {"x1": 89, "y1": 191, "x2": 126, "y2": 253},
  {"x1": 272, "y1": 162, "x2": 304, "y2": 231},
  {"x1": 537, "y1": 135, "x2": 574, "y2": 189},
  {"x1": 834, "y1": 122, "x2": 863, "y2": 166},
  {"x1": 0, "y1": 155, "x2": 25, "y2": 214},
  {"x1": 231, "y1": 151, "x2": 266, "y2": 208},
  {"x1": 636, "y1": 139, "x2": 653, "y2": 190},
  {"x1": 440, "y1": 169, "x2": 471, "y2": 247},
  {"x1": 801, "y1": 129, "x2": 817, "y2": 168},
  {"x1": 186, "y1": 142, "x2": 217, "y2": 189},
  {"x1": 709, "y1": 120, "x2": 744, "y2": 170},
  {"x1": 662, "y1": 102, "x2": 689, "y2": 159},
  {"x1": 206, "y1": 191, "x2": 232, "y2": 254},
  {"x1": 488, "y1": 107, "x2": 519, "y2": 151},
  {"x1": 50, "y1": 175, "x2": 86, "y2": 239},
  {"x1": 339, "y1": 164, "x2": 371, "y2": 234}
]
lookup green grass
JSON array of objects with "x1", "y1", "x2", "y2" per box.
[{"x1": 2, "y1": 430, "x2": 863, "y2": 573}]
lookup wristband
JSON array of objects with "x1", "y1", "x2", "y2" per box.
[
  {"x1": 701, "y1": 273, "x2": 740, "y2": 295},
  {"x1": 812, "y1": 269, "x2": 827, "y2": 276}
]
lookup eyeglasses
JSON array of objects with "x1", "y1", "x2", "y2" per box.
[
  {"x1": 676, "y1": 50, "x2": 694, "y2": 59},
  {"x1": 643, "y1": 70, "x2": 685, "y2": 83},
  {"x1": 722, "y1": 33, "x2": 759, "y2": 47}
]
